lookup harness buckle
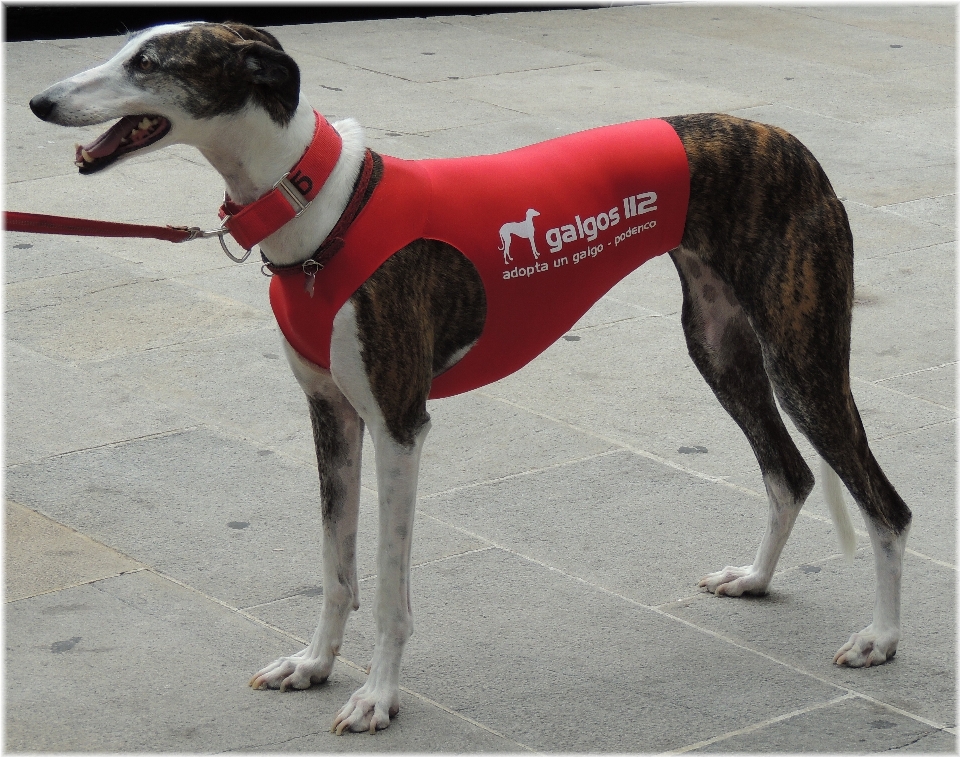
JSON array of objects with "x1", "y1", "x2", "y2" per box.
[{"x1": 274, "y1": 174, "x2": 310, "y2": 218}]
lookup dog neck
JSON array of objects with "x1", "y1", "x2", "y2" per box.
[{"x1": 191, "y1": 97, "x2": 366, "y2": 267}]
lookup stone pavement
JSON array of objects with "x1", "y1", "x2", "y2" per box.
[{"x1": 4, "y1": 6, "x2": 956, "y2": 752}]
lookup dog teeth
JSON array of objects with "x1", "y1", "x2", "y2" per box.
[
  {"x1": 126, "y1": 117, "x2": 162, "y2": 144},
  {"x1": 81, "y1": 149, "x2": 94, "y2": 163}
]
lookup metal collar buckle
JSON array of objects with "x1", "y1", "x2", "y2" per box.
[{"x1": 274, "y1": 174, "x2": 310, "y2": 217}]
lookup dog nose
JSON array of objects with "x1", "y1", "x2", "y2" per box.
[{"x1": 29, "y1": 95, "x2": 55, "y2": 121}]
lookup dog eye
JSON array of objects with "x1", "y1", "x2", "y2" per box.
[{"x1": 135, "y1": 54, "x2": 154, "y2": 72}]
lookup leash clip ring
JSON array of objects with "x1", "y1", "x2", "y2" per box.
[{"x1": 216, "y1": 216, "x2": 253, "y2": 263}]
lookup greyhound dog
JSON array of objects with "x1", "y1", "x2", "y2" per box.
[{"x1": 27, "y1": 22, "x2": 911, "y2": 734}]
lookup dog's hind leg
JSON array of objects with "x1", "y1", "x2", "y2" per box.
[
  {"x1": 758, "y1": 323, "x2": 911, "y2": 667},
  {"x1": 671, "y1": 247, "x2": 815, "y2": 597},
  {"x1": 667, "y1": 113, "x2": 911, "y2": 666},
  {"x1": 730, "y1": 215, "x2": 911, "y2": 666},
  {"x1": 250, "y1": 340, "x2": 364, "y2": 692}
]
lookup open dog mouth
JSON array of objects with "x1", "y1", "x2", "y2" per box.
[{"x1": 75, "y1": 114, "x2": 170, "y2": 174}]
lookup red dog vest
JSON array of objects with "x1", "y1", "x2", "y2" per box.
[{"x1": 270, "y1": 118, "x2": 690, "y2": 399}]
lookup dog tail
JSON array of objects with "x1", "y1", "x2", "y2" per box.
[{"x1": 821, "y1": 458, "x2": 857, "y2": 560}]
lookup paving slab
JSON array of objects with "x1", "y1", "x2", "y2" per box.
[
  {"x1": 841, "y1": 200, "x2": 955, "y2": 261},
  {"x1": 5, "y1": 257, "x2": 270, "y2": 363},
  {"x1": 176, "y1": 258, "x2": 275, "y2": 314},
  {"x1": 280, "y1": 50, "x2": 530, "y2": 139},
  {"x1": 5, "y1": 499, "x2": 143, "y2": 601},
  {"x1": 477, "y1": 312, "x2": 953, "y2": 485},
  {"x1": 868, "y1": 106, "x2": 957, "y2": 152},
  {"x1": 870, "y1": 419, "x2": 958, "y2": 564},
  {"x1": 479, "y1": 317, "x2": 759, "y2": 481},
  {"x1": 84, "y1": 325, "x2": 315, "y2": 457},
  {"x1": 5, "y1": 341, "x2": 185, "y2": 465},
  {"x1": 5, "y1": 232, "x2": 133, "y2": 284},
  {"x1": 851, "y1": 242, "x2": 956, "y2": 379},
  {"x1": 882, "y1": 193, "x2": 957, "y2": 229}
]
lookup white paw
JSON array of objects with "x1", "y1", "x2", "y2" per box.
[
  {"x1": 834, "y1": 624, "x2": 899, "y2": 667},
  {"x1": 249, "y1": 648, "x2": 334, "y2": 692},
  {"x1": 699, "y1": 565, "x2": 770, "y2": 596},
  {"x1": 332, "y1": 681, "x2": 400, "y2": 735}
]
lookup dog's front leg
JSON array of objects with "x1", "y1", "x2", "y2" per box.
[
  {"x1": 327, "y1": 300, "x2": 430, "y2": 734},
  {"x1": 250, "y1": 340, "x2": 364, "y2": 692},
  {"x1": 332, "y1": 420, "x2": 427, "y2": 734}
]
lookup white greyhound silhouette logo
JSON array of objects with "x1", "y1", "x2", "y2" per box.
[{"x1": 499, "y1": 208, "x2": 540, "y2": 265}]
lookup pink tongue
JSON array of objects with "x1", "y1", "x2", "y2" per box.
[{"x1": 81, "y1": 115, "x2": 142, "y2": 159}]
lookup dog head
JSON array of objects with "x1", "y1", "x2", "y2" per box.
[{"x1": 29, "y1": 22, "x2": 301, "y2": 174}]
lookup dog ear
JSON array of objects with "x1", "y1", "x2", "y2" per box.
[
  {"x1": 238, "y1": 41, "x2": 301, "y2": 123},
  {"x1": 219, "y1": 21, "x2": 286, "y2": 52}
]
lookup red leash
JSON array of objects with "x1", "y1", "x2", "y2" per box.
[{"x1": 3, "y1": 210, "x2": 203, "y2": 243}]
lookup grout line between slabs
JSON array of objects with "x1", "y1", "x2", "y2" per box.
[
  {"x1": 663, "y1": 693, "x2": 857, "y2": 754},
  {"x1": 4, "y1": 567, "x2": 150, "y2": 604},
  {"x1": 418, "y1": 448, "x2": 623, "y2": 501}
]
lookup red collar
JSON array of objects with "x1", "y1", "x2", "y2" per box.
[{"x1": 218, "y1": 110, "x2": 343, "y2": 251}]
